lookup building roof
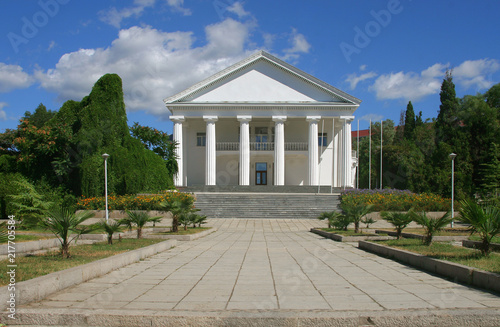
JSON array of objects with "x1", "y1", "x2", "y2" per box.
[{"x1": 164, "y1": 50, "x2": 362, "y2": 107}]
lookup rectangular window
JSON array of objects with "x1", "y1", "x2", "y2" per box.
[
  {"x1": 197, "y1": 133, "x2": 206, "y2": 146},
  {"x1": 318, "y1": 133, "x2": 327, "y2": 147}
]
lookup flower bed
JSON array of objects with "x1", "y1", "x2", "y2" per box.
[
  {"x1": 76, "y1": 191, "x2": 195, "y2": 211},
  {"x1": 341, "y1": 189, "x2": 451, "y2": 212}
]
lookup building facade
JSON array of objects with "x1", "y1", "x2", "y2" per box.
[{"x1": 164, "y1": 51, "x2": 361, "y2": 188}]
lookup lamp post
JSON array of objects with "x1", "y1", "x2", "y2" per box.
[
  {"x1": 102, "y1": 153, "x2": 110, "y2": 223},
  {"x1": 449, "y1": 153, "x2": 457, "y2": 228}
]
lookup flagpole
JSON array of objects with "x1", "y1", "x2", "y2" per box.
[
  {"x1": 380, "y1": 120, "x2": 383, "y2": 189},
  {"x1": 369, "y1": 119, "x2": 372, "y2": 190}
]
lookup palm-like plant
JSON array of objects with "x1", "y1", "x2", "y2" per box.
[
  {"x1": 96, "y1": 219, "x2": 123, "y2": 244},
  {"x1": 459, "y1": 199, "x2": 500, "y2": 256},
  {"x1": 39, "y1": 206, "x2": 95, "y2": 258},
  {"x1": 411, "y1": 211, "x2": 452, "y2": 245},
  {"x1": 361, "y1": 217, "x2": 376, "y2": 229},
  {"x1": 192, "y1": 214, "x2": 207, "y2": 228},
  {"x1": 120, "y1": 211, "x2": 161, "y2": 239},
  {"x1": 341, "y1": 203, "x2": 374, "y2": 233},
  {"x1": 318, "y1": 211, "x2": 345, "y2": 229},
  {"x1": 381, "y1": 210, "x2": 414, "y2": 239},
  {"x1": 160, "y1": 196, "x2": 195, "y2": 232}
]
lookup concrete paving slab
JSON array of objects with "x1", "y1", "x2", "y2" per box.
[{"x1": 7, "y1": 218, "x2": 500, "y2": 327}]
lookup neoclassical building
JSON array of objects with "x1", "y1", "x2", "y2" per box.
[{"x1": 164, "y1": 51, "x2": 360, "y2": 188}]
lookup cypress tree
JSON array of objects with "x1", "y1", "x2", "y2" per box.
[
  {"x1": 404, "y1": 101, "x2": 416, "y2": 140},
  {"x1": 435, "y1": 69, "x2": 460, "y2": 145}
]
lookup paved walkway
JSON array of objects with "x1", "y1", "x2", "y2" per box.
[{"x1": 20, "y1": 219, "x2": 500, "y2": 326}]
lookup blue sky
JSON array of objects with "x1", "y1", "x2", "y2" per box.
[{"x1": 1, "y1": 0, "x2": 499, "y2": 134}]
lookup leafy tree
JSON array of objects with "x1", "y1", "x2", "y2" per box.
[
  {"x1": 480, "y1": 144, "x2": 500, "y2": 200},
  {"x1": 22, "y1": 103, "x2": 56, "y2": 128},
  {"x1": 8, "y1": 177, "x2": 52, "y2": 228},
  {"x1": 381, "y1": 210, "x2": 414, "y2": 239},
  {"x1": 459, "y1": 199, "x2": 500, "y2": 256},
  {"x1": 120, "y1": 211, "x2": 161, "y2": 239},
  {"x1": 411, "y1": 211, "x2": 452, "y2": 245},
  {"x1": 341, "y1": 203, "x2": 374, "y2": 233},
  {"x1": 96, "y1": 219, "x2": 123, "y2": 244},
  {"x1": 39, "y1": 206, "x2": 95, "y2": 258},
  {"x1": 485, "y1": 83, "x2": 500, "y2": 109},
  {"x1": 404, "y1": 101, "x2": 416, "y2": 141}
]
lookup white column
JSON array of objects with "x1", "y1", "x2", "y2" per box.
[
  {"x1": 337, "y1": 120, "x2": 344, "y2": 187},
  {"x1": 170, "y1": 116, "x2": 185, "y2": 187},
  {"x1": 273, "y1": 116, "x2": 287, "y2": 185},
  {"x1": 340, "y1": 116, "x2": 354, "y2": 188},
  {"x1": 332, "y1": 118, "x2": 338, "y2": 188},
  {"x1": 237, "y1": 115, "x2": 251, "y2": 185},
  {"x1": 204, "y1": 116, "x2": 218, "y2": 185},
  {"x1": 306, "y1": 116, "x2": 321, "y2": 186}
]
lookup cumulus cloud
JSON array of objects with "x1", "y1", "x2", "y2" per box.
[
  {"x1": 0, "y1": 63, "x2": 33, "y2": 93},
  {"x1": 227, "y1": 2, "x2": 250, "y2": 18},
  {"x1": 453, "y1": 59, "x2": 500, "y2": 90},
  {"x1": 369, "y1": 59, "x2": 500, "y2": 101},
  {"x1": 345, "y1": 71, "x2": 377, "y2": 90},
  {"x1": 35, "y1": 20, "x2": 254, "y2": 116},
  {"x1": 283, "y1": 28, "x2": 311, "y2": 61},
  {"x1": 0, "y1": 102, "x2": 7, "y2": 121},
  {"x1": 100, "y1": 0, "x2": 191, "y2": 28}
]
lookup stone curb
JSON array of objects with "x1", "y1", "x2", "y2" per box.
[
  {"x1": 310, "y1": 228, "x2": 395, "y2": 242},
  {"x1": 462, "y1": 239, "x2": 500, "y2": 252},
  {"x1": 374, "y1": 230, "x2": 470, "y2": 242},
  {"x1": 0, "y1": 239, "x2": 177, "y2": 311},
  {"x1": 5, "y1": 307, "x2": 500, "y2": 327},
  {"x1": 358, "y1": 241, "x2": 500, "y2": 294},
  {"x1": 147, "y1": 227, "x2": 217, "y2": 241}
]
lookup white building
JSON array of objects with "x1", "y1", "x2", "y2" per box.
[{"x1": 164, "y1": 51, "x2": 360, "y2": 188}]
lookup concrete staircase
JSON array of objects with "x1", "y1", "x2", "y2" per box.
[{"x1": 192, "y1": 192, "x2": 341, "y2": 219}]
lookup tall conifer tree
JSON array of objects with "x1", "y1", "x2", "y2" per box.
[{"x1": 404, "y1": 101, "x2": 416, "y2": 140}]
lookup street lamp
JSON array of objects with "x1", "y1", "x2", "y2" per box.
[
  {"x1": 449, "y1": 153, "x2": 457, "y2": 228},
  {"x1": 102, "y1": 153, "x2": 110, "y2": 223}
]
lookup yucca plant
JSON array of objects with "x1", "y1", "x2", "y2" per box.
[
  {"x1": 381, "y1": 210, "x2": 414, "y2": 239},
  {"x1": 120, "y1": 211, "x2": 161, "y2": 239},
  {"x1": 39, "y1": 205, "x2": 95, "y2": 258},
  {"x1": 96, "y1": 219, "x2": 123, "y2": 244},
  {"x1": 341, "y1": 203, "x2": 374, "y2": 233},
  {"x1": 459, "y1": 199, "x2": 500, "y2": 256},
  {"x1": 361, "y1": 217, "x2": 376, "y2": 228},
  {"x1": 411, "y1": 211, "x2": 452, "y2": 245}
]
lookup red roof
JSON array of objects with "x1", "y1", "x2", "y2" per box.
[{"x1": 351, "y1": 129, "x2": 371, "y2": 138}]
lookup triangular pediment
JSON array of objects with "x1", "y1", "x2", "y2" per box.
[{"x1": 164, "y1": 51, "x2": 361, "y2": 106}]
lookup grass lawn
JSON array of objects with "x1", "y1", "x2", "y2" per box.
[
  {"x1": 379, "y1": 228, "x2": 472, "y2": 236},
  {"x1": 468, "y1": 235, "x2": 500, "y2": 244},
  {"x1": 319, "y1": 228, "x2": 377, "y2": 236},
  {"x1": 0, "y1": 234, "x2": 53, "y2": 244},
  {"x1": 155, "y1": 227, "x2": 211, "y2": 235},
  {"x1": 0, "y1": 238, "x2": 164, "y2": 286},
  {"x1": 377, "y1": 238, "x2": 500, "y2": 274}
]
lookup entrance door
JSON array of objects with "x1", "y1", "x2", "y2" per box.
[{"x1": 255, "y1": 162, "x2": 267, "y2": 185}]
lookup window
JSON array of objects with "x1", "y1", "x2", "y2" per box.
[
  {"x1": 318, "y1": 133, "x2": 327, "y2": 147},
  {"x1": 197, "y1": 133, "x2": 206, "y2": 146}
]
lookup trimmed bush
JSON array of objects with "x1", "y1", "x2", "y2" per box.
[
  {"x1": 341, "y1": 189, "x2": 451, "y2": 212},
  {"x1": 76, "y1": 192, "x2": 195, "y2": 211}
]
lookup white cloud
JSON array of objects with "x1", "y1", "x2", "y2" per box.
[
  {"x1": 360, "y1": 114, "x2": 384, "y2": 122},
  {"x1": 165, "y1": 0, "x2": 191, "y2": 16},
  {"x1": 345, "y1": 71, "x2": 377, "y2": 90},
  {"x1": 369, "y1": 59, "x2": 500, "y2": 101},
  {"x1": 48, "y1": 40, "x2": 56, "y2": 51},
  {"x1": 283, "y1": 28, "x2": 311, "y2": 61},
  {"x1": 0, "y1": 102, "x2": 7, "y2": 121},
  {"x1": 0, "y1": 63, "x2": 33, "y2": 93},
  {"x1": 227, "y1": 2, "x2": 250, "y2": 18},
  {"x1": 370, "y1": 63, "x2": 447, "y2": 101},
  {"x1": 359, "y1": 65, "x2": 367, "y2": 71},
  {"x1": 100, "y1": 0, "x2": 191, "y2": 28},
  {"x1": 453, "y1": 59, "x2": 500, "y2": 90},
  {"x1": 35, "y1": 20, "x2": 254, "y2": 117}
]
